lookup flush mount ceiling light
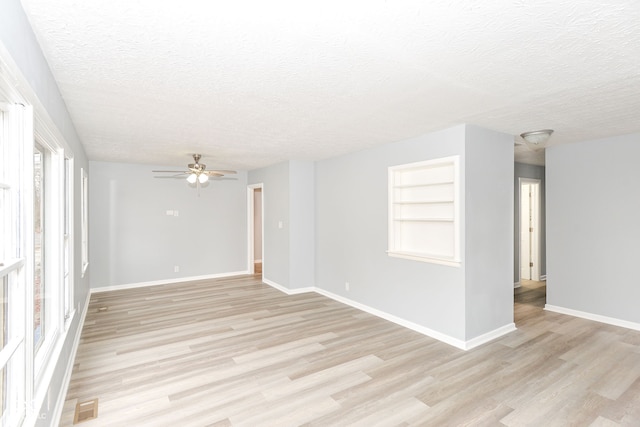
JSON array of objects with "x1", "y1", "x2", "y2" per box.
[{"x1": 520, "y1": 129, "x2": 554, "y2": 150}]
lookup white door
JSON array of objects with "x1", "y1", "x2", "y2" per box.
[
  {"x1": 520, "y1": 183, "x2": 532, "y2": 280},
  {"x1": 519, "y1": 179, "x2": 541, "y2": 282}
]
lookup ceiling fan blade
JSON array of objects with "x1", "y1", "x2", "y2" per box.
[
  {"x1": 154, "y1": 174, "x2": 186, "y2": 179},
  {"x1": 152, "y1": 170, "x2": 189, "y2": 173},
  {"x1": 204, "y1": 171, "x2": 225, "y2": 177},
  {"x1": 207, "y1": 169, "x2": 237, "y2": 174}
]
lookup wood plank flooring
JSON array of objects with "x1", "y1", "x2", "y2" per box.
[{"x1": 60, "y1": 276, "x2": 640, "y2": 426}]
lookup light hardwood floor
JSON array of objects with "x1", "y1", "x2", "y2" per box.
[{"x1": 60, "y1": 276, "x2": 640, "y2": 426}]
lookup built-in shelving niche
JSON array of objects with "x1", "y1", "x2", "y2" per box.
[{"x1": 388, "y1": 155, "x2": 461, "y2": 266}]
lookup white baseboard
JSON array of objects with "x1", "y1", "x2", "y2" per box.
[
  {"x1": 463, "y1": 323, "x2": 517, "y2": 350},
  {"x1": 90, "y1": 270, "x2": 250, "y2": 293},
  {"x1": 540, "y1": 275, "x2": 547, "y2": 281},
  {"x1": 314, "y1": 288, "x2": 469, "y2": 350},
  {"x1": 514, "y1": 281, "x2": 521, "y2": 288},
  {"x1": 52, "y1": 291, "x2": 91, "y2": 427},
  {"x1": 545, "y1": 304, "x2": 640, "y2": 332},
  {"x1": 262, "y1": 277, "x2": 315, "y2": 295},
  {"x1": 260, "y1": 280, "x2": 515, "y2": 351}
]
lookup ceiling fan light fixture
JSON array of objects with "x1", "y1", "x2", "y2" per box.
[
  {"x1": 520, "y1": 129, "x2": 554, "y2": 148},
  {"x1": 187, "y1": 173, "x2": 198, "y2": 184},
  {"x1": 198, "y1": 173, "x2": 209, "y2": 184}
]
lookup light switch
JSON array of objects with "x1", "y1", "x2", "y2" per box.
[
  {"x1": 173, "y1": 210, "x2": 179, "y2": 217},
  {"x1": 278, "y1": 221, "x2": 283, "y2": 229},
  {"x1": 166, "y1": 210, "x2": 174, "y2": 216}
]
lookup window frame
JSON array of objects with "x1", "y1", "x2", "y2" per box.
[
  {"x1": 0, "y1": 100, "x2": 30, "y2": 427},
  {"x1": 80, "y1": 167, "x2": 88, "y2": 277},
  {"x1": 0, "y1": 44, "x2": 78, "y2": 425}
]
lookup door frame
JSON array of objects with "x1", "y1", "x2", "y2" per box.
[
  {"x1": 247, "y1": 183, "x2": 264, "y2": 274},
  {"x1": 518, "y1": 178, "x2": 541, "y2": 283}
]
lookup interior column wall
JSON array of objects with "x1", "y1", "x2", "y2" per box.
[{"x1": 464, "y1": 125, "x2": 514, "y2": 340}]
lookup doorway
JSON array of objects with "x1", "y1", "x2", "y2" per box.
[
  {"x1": 515, "y1": 178, "x2": 545, "y2": 324},
  {"x1": 247, "y1": 184, "x2": 263, "y2": 275},
  {"x1": 519, "y1": 178, "x2": 541, "y2": 282}
]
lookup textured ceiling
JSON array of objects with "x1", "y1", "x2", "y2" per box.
[{"x1": 20, "y1": 0, "x2": 640, "y2": 169}]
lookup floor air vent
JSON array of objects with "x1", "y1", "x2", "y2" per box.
[{"x1": 74, "y1": 398, "x2": 98, "y2": 424}]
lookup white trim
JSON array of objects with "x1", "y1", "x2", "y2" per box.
[
  {"x1": 262, "y1": 277, "x2": 314, "y2": 295},
  {"x1": 90, "y1": 271, "x2": 249, "y2": 293},
  {"x1": 387, "y1": 251, "x2": 461, "y2": 267},
  {"x1": 259, "y1": 278, "x2": 516, "y2": 351},
  {"x1": 80, "y1": 168, "x2": 89, "y2": 276},
  {"x1": 540, "y1": 274, "x2": 547, "y2": 281},
  {"x1": 51, "y1": 292, "x2": 90, "y2": 427},
  {"x1": 315, "y1": 287, "x2": 468, "y2": 349},
  {"x1": 514, "y1": 281, "x2": 521, "y2": 288},
  {"x1": 246, "y1": 183, "x2": 263, "y2": 275},
  {"x1": 545, "y1": 304, "x2": 640, "y2": 332},
  {"x1": 518, "y1": 177, "x2": 541, "y2": 282},
  {"x1": 463, "y1": 323, "x2": 517, "y2": 350}
]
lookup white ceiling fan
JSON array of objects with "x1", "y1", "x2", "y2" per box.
[{"x1": 153, "y1": 154, "x2": 237, "y2": 186}]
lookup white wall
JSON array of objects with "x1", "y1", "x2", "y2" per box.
[
  {"x1": 0, "y1": 0, "x2": 90, "y2": 425},
  {"x1": 546, "y1": 134, "x2": 640, "y2": 324},
  {"x1": 90, "y1": 161, "x2": 248, "y2": 288}
]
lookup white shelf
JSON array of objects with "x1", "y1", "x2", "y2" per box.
[
  {"x1": 388, "y1": 156, "x2": 460, "y2": 266},
  {"x1": 393, "y1": 200, "x2": 453, "y2": 205},
  {"x1": 393, "y1": 181, "x2": 454, "y2": 189},
  {"x1": 393, "y1": 217, "x2": 454, "y2": 222}
]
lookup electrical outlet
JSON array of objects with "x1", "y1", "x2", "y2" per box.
[
  {"x1": 174, "y1": 266, "x2": 179, "y2": 273},
  {"x1": 345, "y1": 282, "x2": 350, "y2": 291}
]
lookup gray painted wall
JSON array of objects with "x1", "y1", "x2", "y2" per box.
[
  {"x1": 546, "y1": 134, "x2": 640, "y2": 323},
  {"x1": 314, "y1": 124, "x2": 513, "y2": 342},
  {"x1": 464, "y1": 125, "x2": 514, "y2": 339},
  {"x1": 248, "y1": 160, "x2": 316, "y2": 290},
  {"x1": 248, "y1": 161, "x2": 291, "y2": 287},
  {"x1": 90, "y1": 161, "x2": 248, "y2": 288},
  {"x1": 289, "y1": 160, "x2": 315, "y2": 289},
  {"x1": 315, "y1": 125, "x2": 468, "y2": 340},
  {"x1": 0, "y1": 1, "x2": 90, "y2": 425},
  {"x1": 514, "y1": 162, "x2": 546, "y2": 283}
]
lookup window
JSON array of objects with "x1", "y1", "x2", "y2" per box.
[
  {"x1": 0, "y1": 101, "x2": 29, "y2": 427},
  {"x1": 63, "y1": 158, "x2": 74, "y2": 322},
  {"x1": 2, "y1": 44, "x2": 76, "y2": 427},
  {"x1": 31, "y1": 139, "x2": 67, "y2": 393},
  {"x1": 33, "y1": 144, "x2": 45, "y2": 351},
  {"x1": 80, "y1": 167, "x2": 88, "y2": 277},
  {"x1": 388, "y1": 156, "x2": 461, "y2": 266}
]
